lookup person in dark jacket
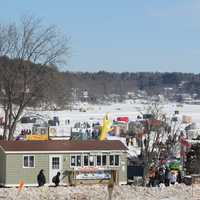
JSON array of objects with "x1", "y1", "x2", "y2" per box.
[
  {"x1": 154, "y1": 168, "x2": 160, "y2": 187},
  {"x1": 52, "y1": 172, "x2": 61, "y2": 187},
  {"x1": 148, "y1": 167, "x2": 155, "y2": 187},
  {"x1": 158, "y1": 167, "x2": 165, "y2": 184},
  {"x1": 177, "y1": 170, "x2": 182, "y2": 183},
  {"x1": 164, "y1": 167, "x2": 171, "y2": 187},
  {"x1": 37, "y1": 169, "x2": 46, "y2": 187}
]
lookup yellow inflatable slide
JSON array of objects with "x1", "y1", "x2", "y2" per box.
[{"x1": 99, "y1": 113, "x2": 112, "y2": 140}]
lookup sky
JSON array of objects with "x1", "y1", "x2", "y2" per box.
[{"x1": 0, "y1": 0, "x2": 200, "y2": 73}]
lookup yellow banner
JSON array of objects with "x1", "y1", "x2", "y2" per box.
[{"x1": 26, "y1": 134, "x2": 49, "y2": 141}]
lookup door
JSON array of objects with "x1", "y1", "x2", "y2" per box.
[{"x1": 49, "y1": 155, "x2": 62, "y2": 184}]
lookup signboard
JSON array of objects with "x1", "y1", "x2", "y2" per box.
[
  {"x1": 76, "y1": 170, "x2": 111, "y2": 180},
  {"x1": 74, "y1": 166, "x2": 109, "y2": 172},
  {"x1": 49, "y1": 126, "x2": 71, "y2": 137},
  {"x1": 166, "y1": 159, "x2": 182, "y2": 170}
]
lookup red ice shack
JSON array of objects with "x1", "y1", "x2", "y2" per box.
[{"x1": 116, "y1": 117, "x2": 129, "y2": 123}]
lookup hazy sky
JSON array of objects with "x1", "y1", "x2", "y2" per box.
[{"x1": 1, "y1": 0, "x2": 200, "y2": 73}]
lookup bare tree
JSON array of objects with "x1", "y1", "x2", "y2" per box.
[
  {"x1": 138, "y1": 103, "x2": 166, "y2": 184},
  {"x1": 165, "y1": 113, "x2": 183, "y2": 158},
  {"x1": 136, "y1": 103, "x2": 182, "y2": 185},
  {"x1": 0, "y1": 15, "x2": 69, "y2": 140}
]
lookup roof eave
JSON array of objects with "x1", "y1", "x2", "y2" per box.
[{"x1": 4, "y1": 149, "x2": 128, "y2": 154}]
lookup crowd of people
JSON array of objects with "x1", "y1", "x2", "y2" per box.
[
  {"x1": 148, "y1": 166, "x2": 182, "y2": 187},
  {"x1": 21, "y1": 129, "x2": 32, "y2": 135}
]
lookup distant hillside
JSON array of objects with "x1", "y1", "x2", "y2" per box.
[
  {"x1": 1, "y1": 57, "x2": 200, "y2": 107},
  {"x1": 61, "y1": 71, "x2": 200, "y2": 102}
]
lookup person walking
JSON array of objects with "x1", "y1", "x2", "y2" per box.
[
  {"x1": 170, "y1": 171, "x2": 177, "y2": 185},
  {"x1": 159, "y1": 167, "x2": 165, "y2": 185},
  {"x1": 52, "y1": 172, "x2": 61, "y2": 187},
  {"x1": 148, "y1": 167, "x2": 155, "y2": 187},
  {"x1": 164, "y1": 167, "x2": 171, "y2": 187},
  {"x1": 154, "y1": 168, "x2": 160, "y2": 187},
  {"x1": 37, "y1": 169, "x2": 46, "y2": 187},
  {"x1": 177, "y1": 170, "x2": 182, "y2": 184}
]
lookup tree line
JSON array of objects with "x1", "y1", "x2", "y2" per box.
[
  {"x1": 46, "y1": 70, "x2": 200, "y2": 104},
  {"x1": 2, "y1": 58, "x2": 200, "y2": 110}
]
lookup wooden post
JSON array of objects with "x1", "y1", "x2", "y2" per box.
[
  {"x1": 192, "y1": 176, "x2": 194, "y2": 197},
  {"x1": 74, "y1": 171, "x2": 77, "y2": 186},
  {"x1": 107, "y1": 180, "x2": 114, "y2": 200}
]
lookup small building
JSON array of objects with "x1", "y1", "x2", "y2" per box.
[
  {"x1": 71, "y1": 122, "x2": 94, "y2": 140},
  {"x1": 0, "y1": 140, "x2": 127, "y2": 186},
  {"x1": 111, "y1": 121, "x2": 128, "y2": 137}
]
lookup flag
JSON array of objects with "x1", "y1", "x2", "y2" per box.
[{"x1": 18, "y1": 180, "x2": 25, "y2": 192}]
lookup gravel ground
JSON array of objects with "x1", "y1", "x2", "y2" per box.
[{"x1": 0, "y1": 184, "x2": 200, "y2": 200}]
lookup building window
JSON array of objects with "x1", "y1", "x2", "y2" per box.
[
  {"x1": 71, "y1": 155, "x2": 82, "y2": 167},
  {"x1": 23, "y1": 155, "x2": 35, "y2": 168},
  {"x1": 84, "y1": 155, "x2": 89, "y2": 166},
  {"x1": 89, "y1": 155, "x2": 94, "y2": 166},
  {"x1": 69, "y1": 154, "x2": 118, "y2": 167},
  {"x1": 115, "y1": 155, "x2": 119, "y2": 166},
  {"x1": 102, "y1": 155, "x2": 107, "y2": 166},
  {"x1": 96, "y1": 155, "x2": 101, "y2": 166},
  {"x1": 109, "y1": 155, "x2": 120, "y2": 166},
  {"x1": 77, "y1": 155, "x2": 81, "y2": 166},
  {"x1": 71, "y1": 155, "x2": 76, "y2": 167},
  {"x1": 110, "y1": 155, "x2": 114, "y2": 166},
  {"x1": 52, "y1": 157, "x2": 60, "y2": 169}
]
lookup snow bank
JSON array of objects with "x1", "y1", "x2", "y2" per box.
[{"x1": 0, "y1": 184, "x2": 199, "y2": 200}]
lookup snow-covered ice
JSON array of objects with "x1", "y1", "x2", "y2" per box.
[{"x1": 17, "y1": 102, "x2": 200, "y2": 128}]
